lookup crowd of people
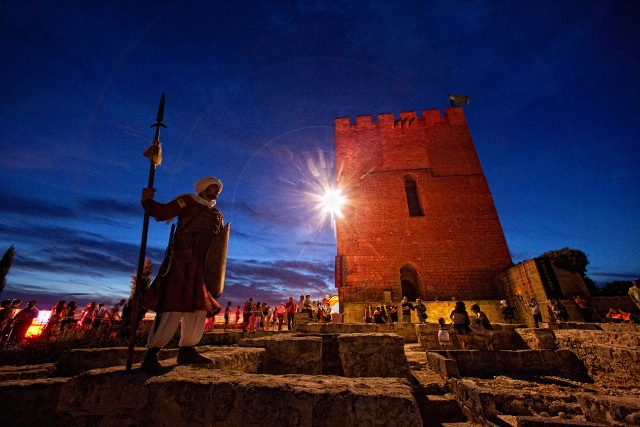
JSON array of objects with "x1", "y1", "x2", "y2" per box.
[
  {"x1": 239, "y1": 294, "x2": 335, "y2": 332},
  {"x1": 2, "y1": 280, "x2": 638, "y2": 350},
  {"x1": 0, "y1": 298, "x2": 128, "y2": 346}
]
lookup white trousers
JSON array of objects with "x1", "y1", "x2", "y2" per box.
[{"x1": 146, "y1": 310, "x2": 207, "y2": 348}]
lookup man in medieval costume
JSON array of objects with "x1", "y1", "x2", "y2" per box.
[{"x1": 140, "y1": 176, "x2": 225, "y2": 372}]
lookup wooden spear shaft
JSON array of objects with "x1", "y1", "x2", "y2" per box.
[{"x1": 126, "y1": 93, "x2": 165, "y2": 371}]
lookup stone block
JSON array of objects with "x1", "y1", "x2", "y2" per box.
[
  {"x1": 393, "y1": 321, "x2": 418, "y2": 343},
  {"x1": 516, "y1": 416, "x2": 608, "y2": 426},
  {"x1": 293, "y1": 333, "x2": 343, "y2": 376},
  {"x1": 576, "y1": 393, "x2": 640, "y2": 426},
  {"x1": 239, "y1": 335, "x2": 322, "y2": 375},
  {"x1": 495, "y1": 350, "x2": 524, "y2": 372},
  {"x1": 447, "y1": 378, "x2": 497, "y2": 418},
  {"x1": 426, "y1": 351, "x2": 459, "y2": 378},
  {"x1": 56, "y1": 367, "x2": 423, "y2": 427},
  {"x1": 0, "y1": 377, "x2": 68, "y2": 427},
  {"x1": 516, "y1": 328, "x2": 558, "y2": 350},
  {"x1": 55, "y1": 346, "x2": 263, "y2": 377},
  {"x1": 338, "y1": 333, "x2": 410, "y2": 378},
  {"x1": 56, "y1": 347, "x2": 177, "y2": 376}
]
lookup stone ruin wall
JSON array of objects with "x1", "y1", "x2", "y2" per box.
[
  {"x1": 340, "y1": 299, "x2": 505, "y2": 325},
  {"x1": 334, "y1": 107, "x2": 512, "y2": 320},
  {"x1": 494, "y1": 259, "x2": 639, "y2": 324}
]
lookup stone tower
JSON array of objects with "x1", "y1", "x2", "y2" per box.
[{"x1": 333, "y1": 107, "x2": 512, "y2": 319}]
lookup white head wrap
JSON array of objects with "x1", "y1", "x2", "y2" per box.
[{"x1": 195, "y1": 176, "x2": 223, "y2": 195}]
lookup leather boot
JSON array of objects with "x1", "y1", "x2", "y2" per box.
[
  {"x1": 141, "y1": 347, "x2": 162, "y2": 372},
  {"x1": 177, "y1": 346, "x2": 212, "y2": 365}
]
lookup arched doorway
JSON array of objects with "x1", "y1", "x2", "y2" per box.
[{"x1": 400, "y1": 264, "x2": 420, "y2": 301}]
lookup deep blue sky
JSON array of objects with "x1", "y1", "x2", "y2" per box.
[{"x1": 1, "y1": 1, "x2": 639, "y2": 310}]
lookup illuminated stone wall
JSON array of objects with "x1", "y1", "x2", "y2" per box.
[{"x1": 334, "y1": 107, "x2": 512, "y2": 313}]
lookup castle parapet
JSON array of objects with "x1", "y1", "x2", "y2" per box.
[{"x1": 334, "y1": 107, "x2": 467, "y2": 132}]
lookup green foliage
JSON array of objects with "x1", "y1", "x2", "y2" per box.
[
  {"x1": 599, "y1": 280, "x2": 632, "y2": 297},
  {"x1": 540, "y1": 247, "x2": 589, "y2": 276},
  {"x1": 130, "y1": 258, "x2": 153, "y2": 300},
  {"x1": 0, "y1": 245, "x2": 15, "y2": 293},
  {"x1": 0, "y1": 327, "x2": 148, "y2": 366}
]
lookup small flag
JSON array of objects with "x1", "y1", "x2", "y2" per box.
[{"x1": 448, "y1": 94, "x2": 470, "y2": 107}]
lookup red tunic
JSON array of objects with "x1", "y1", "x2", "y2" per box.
[{"x1": 142, "y1": 194, "x2": 223, "y2": 315}]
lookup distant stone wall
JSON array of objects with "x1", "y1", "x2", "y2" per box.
[
  {"x1": 341, "y1": 300, "x2": 506, "y2": 326},
  {"x1": 554, "y1": 329, "x2": 640, "y2": 386},
  {"x1": 494, "y1": 260, "x2": 596, "y2": 325},
  {"x1": 427, "y1": 350, "x2": 590, "y2": 382},
  {"x1": 416, "y1": 323, "x2": 529, "y2": 351}
]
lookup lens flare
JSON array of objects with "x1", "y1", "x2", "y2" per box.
[{"x1": 321, "y1": 189, "x2": 345, "y2": 218}]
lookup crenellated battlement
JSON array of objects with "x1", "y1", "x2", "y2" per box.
[{"x1": 334, "y1": 107, "x2": 467, "y2": 132}]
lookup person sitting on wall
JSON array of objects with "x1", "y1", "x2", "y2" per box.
[
  {"x1": 469, "y1": 303, "x2": 494, "y2": 350},
  {"x1": 606, "y1": 307, "x2": 623, "y2": 323},
  {"x1": 573, "y1": 294, "x2": 594, "y2": 323},
  {"x1": 550, "y1": 298, "x2": 569, "y2": 323},
  {"x1": 617, "y1": 308, "x2": 638, "y2": 324}
]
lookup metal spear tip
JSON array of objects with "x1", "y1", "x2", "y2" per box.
[{"x1": 156, "y1": 92, "x2": 165, "y2": 123}]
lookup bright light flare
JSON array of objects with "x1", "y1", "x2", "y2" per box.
[{"x1": 322, "y1": 189, "x2": 346, "y2": 218}]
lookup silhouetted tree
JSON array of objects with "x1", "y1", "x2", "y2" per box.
[
  {"x1": 119, "y1": 258, "x2": 154, "y2": 341},
  {"x1": 0, "y1": 245, "x2": 15, "y2": 294},
  {"x1": 540, "y1": 247, "x2": 599, "y2": 296},
  {"x1": 540, "y1": 247, "x2": 589, "y2": 275}
]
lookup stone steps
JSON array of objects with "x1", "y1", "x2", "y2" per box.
[{"x1": 0, "y1": 366, "x2": 425, "y2": 427}]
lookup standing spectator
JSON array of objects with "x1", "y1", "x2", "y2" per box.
[
  {"x1": 530, "y1": 298, "x2": 543, "y2": 327},
  {"x1": 276, "y1": 302, "x2": 286, "y2": 331},
  {"x1": 224, "y1": 301, "x2": 232, "y2": 331},
  {"x1": 285, "y1": 296, "x2": 296, "y2": 330},
  {"x1": 91, "y1": 303, "x2": 109, "y2": 329},
  {"x1": 45, "y1": 300, "x2": 66, "y2": 333},
  {"x1": 234, "y1": 305, "x2": 241, "y2": 329},
  {"x1": 628, "y1": 280, "x2": 640, "y2": 310},
  {"x1": 60, "y1": 301, "x2": 77, "y2": 329},
  {"x1": 10, "y1": 300, "x2": 39, "y2": 343},
  {"x1": 263, "y1": 303, "x2": 272, "y2": 331},
  {"x1": 388, "y1": 301, "x2": 398, "y2": 323},
  {"x1": 242, "y1": 298, "x2": 253, "y2": 331},
  {"x1": 401, "y1": 297, "x2": 414, "y2": 323},
  {"x1": 573, "y1": 294, "x2": 594, "y2": 323},
  {"x1": 322, "y1": 297, "x2": 332, "y2": 321},
  {"x1": 79, "y1": 302, "x2": 96, "y2": 329},
  {"x1": 437, "y1": 317, "x2": 452, "y2": 349},
  {"x1": 297, "y1": 295, "x2": 305, "y2": 313},
  {"x1": 500, "y1": 300, "x2": 516, "y2": 324},
  {"x1": 469, "y1": 303, "x2": 494, "y2": 350},
  {"x1": 0, "y1": 299, "x2": 22, "y2": 344},
  {"x1": 449, "y1": 301, "x2": 472, "y2": 349},
  {"x1": 415, "y1": 298, "x2": 427, "y2": 323},
  {"x1": 109, "y1": 299, "x2": 126, "y2": 323},
  {"x1": 364, "y1": 305, "x2": 372, "y2": 323},
  {"x1": 373, "y1": 306, "x2": 385, "y2": 323},
  {"x1": 550, "y1": 299, "x2": 569, "y2": 322}
]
